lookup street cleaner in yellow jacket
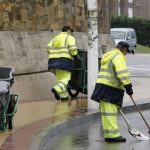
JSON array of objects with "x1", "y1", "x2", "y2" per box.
[
  {"x1": 47, "y1": 26, "x2": 78, "y2": 100},
  {"x1": 91, "y1": 41, "x2": 133, "y2": 142}
]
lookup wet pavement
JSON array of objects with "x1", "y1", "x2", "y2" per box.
[
  {"x1": 0, "y1": 75, "x2": 150, "y2": 149},
  {"x1": 48, "y1": 109, "x2": 150, "y2": 150}
]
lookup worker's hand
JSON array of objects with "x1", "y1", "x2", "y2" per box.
[
  {"x1": 74, "y1": 54, "x2": 80, "y2": 60},
  {"x1": 124, "y1": 83, "x2": 133, "y2": 95}
]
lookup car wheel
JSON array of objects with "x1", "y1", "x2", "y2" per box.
[
  {"x1": 131, "y1": 46, "x2": 136, "y2": 54},
  {"x1": 131, "y1": 50, "x2": 134, "y2": 54}
]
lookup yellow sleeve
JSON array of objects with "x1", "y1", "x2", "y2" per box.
[
  {"x1": 113, "y1": 55, "x2": 131, "y2": 86},
  {"x1": 67, "y1": 35, "x2": 78, "y2": 56}
]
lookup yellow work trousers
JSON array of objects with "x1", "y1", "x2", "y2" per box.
[
  {"x1": 53, "y1": 69, "x2": 71, "y2": 99},
  {"x1": 100, "y1": 101, "x2": 120, "y2": 138}
]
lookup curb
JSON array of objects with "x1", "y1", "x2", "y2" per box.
[{"x1": 30, "y1": 101, "x2": 150, "y2": 150}]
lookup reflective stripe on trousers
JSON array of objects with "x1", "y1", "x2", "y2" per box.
[
  {"x1": 53, "y1": 69, "x2": 71, "y2": 98},
  {"x1": 100, "y1": 101, "x2": 120, "y2": 138}
]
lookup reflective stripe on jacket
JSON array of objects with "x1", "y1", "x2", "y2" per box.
[
  {"x1": 47, "y1": 32, "x2": 77, "y2": 59},
  {"x1": 96, "y1": 48, "x2": 131, "y2": 90}
]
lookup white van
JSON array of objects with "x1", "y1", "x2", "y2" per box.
[{"x1": 110, "y1": 28, "x2": 137, "y2": 54}]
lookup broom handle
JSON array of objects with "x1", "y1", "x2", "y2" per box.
[
  {"x1": 120, "y1": 109, "x2": 131, "y2": 129},
  {"x1": 130, "y1": 95, "x2": 150, "y2": 130}
]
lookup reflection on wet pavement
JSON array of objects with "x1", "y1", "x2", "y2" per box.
[
  {"x1": 0, "y1": 97, "x2": 88, "y2": 149},
  {"x1": 53, "y1": 98, "x2": 88, "y2": 121},
  {"x1": 48, "y1": 110, "x2": 150, "y2": 150}
]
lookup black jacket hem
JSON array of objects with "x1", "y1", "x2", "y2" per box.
[{"x1": 91, "y1": 83, "x2": 124, "y2": 107}]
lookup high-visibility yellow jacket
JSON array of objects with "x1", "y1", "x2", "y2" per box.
[
  {"x1": 47, "y1": 32, "x2": 78, "y2": 71},
  {"x1": 97, "y1": 48, "x2": 131, "y2": 89},
  {"x1": 91, "y1": 48, "x2": 132, "y2": 107},
  {"x1": 47, "y1": 32, "x2": 77, "y2": 59}
]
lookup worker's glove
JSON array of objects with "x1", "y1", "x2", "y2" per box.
[{"x1": 124, "y1": 83, "x2": 133, "y2": 95}]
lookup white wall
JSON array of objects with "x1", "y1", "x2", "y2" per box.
[{"x1": 0, "y1": 31, "x2": 115, "y2": 101}]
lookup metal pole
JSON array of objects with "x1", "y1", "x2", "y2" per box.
[{"x1": 87, "y1": 0, "x2": 99, "y2": 110}]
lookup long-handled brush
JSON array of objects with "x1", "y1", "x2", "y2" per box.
[
  {"x1": 120, "y1": 109, "x2": 149, "y2": 140},
  {"x1": 130, "y1": 95, "x2": 150, "y2": 135}
]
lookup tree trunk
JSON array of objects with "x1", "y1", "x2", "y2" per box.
[
  {"x1": 98, "y1": 0, "x2": 110, "y2": 33},
  {"x1": 110, "y1": 0, "x2": 119, "y2": 17},
  {"x1": 120, "y1": 0, "x2": 128, "y2": 16}
]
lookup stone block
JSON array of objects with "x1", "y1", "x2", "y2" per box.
[
  {"x1": 3, "y1": 22, "x2": 10, "y2": 30},
  {"x1": 3, "y1": 11, "x2": 9, "y2": 23},
  {"x1": 49, "y1": 4, "x2": 54, "y2": 16},
  {"x1": 53, "y1": 0, "x2": 59, "y2": 7},
  {"x1": 57, "y1": 10, "x2": 64, "y2": 18},
  {"x1": 20, "y1": 8, "x2": 28, "y2": 22},
  {"x1": 44, "y1": 6, "x2": 49, "y2": 16},
  {"x1": 48, "y1": 16, "x2": 55, "y2": 24},
  {"x1": 0, "y1": 3, "x2": 3, "y2": 11},
  {"x1": 36, "y1": 3, "x2": 44, "y2": 16},
  {"x1": 50, "y1": 23, "x2": 59, "y2": 30},
  {"x1": 3, "y1": 3, "x2": 12, "y2": 12},
  {"x1": 0, "y1": 11, "x2": 3, "y2": 28}
]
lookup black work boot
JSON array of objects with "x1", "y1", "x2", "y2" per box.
[
  {"x1": 105, "y1": 136, "x2": 126, "y2": 143},
  {"x1": 61, "y1": 97, "x2": 69, "y2": 101},
  {"x1": 51, "y1": 88, "x2": 60, "y2": 100}
]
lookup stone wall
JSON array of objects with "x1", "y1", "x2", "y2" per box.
[
  {"x1": 0, "y1": 0, "x2": 111, "y2": 32},
  {"x1": 0, "y1": 0, "x2": 87, "y2": 31},
  {"x1": 0, "y1": 1, "x2": 115, "y2": 102},
  {"x1": 0, "y1": 31, "x2": 115, "y2": 101}
]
